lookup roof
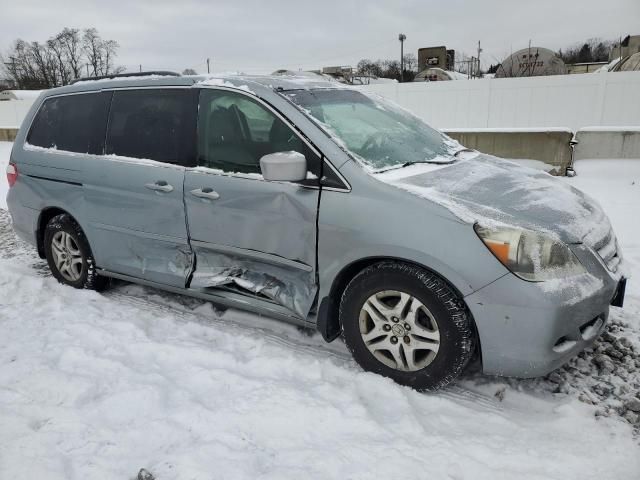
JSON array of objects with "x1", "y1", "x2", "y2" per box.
[{"x1": 40, "y1": 73, "x2": 341, "y2": 99}]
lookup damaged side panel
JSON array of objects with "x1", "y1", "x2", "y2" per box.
[
  {"x1": 190, "y1": 243, "x2": 317, "y2": 318},
  {"x1": 184, "y1": 170, "x2": 320, "y2": 319}
]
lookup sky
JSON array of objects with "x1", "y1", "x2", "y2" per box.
[{"x1": 3, "y1": 0, "x2": 640, "y2": 75}]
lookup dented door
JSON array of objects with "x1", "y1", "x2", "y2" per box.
[
  {"x1": 184, "y1": 88, "x2": 321, "y2": 317},
  {"x1": 83, "y1": 88, "x2": 196, "y2": 287}
]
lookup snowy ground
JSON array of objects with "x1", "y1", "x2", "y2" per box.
[{"x1": 1, "y1": 141, "x2": 639, "y2": 479}]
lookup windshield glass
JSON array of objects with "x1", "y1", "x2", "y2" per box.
[{"x1": 283, "y1": 88, "x2": 459, "y2": 171}]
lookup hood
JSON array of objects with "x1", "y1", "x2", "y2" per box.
[{"x1": 375, "y1": 154, "x2": 611, "y2": 245}]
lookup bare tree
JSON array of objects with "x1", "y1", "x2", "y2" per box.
[
  {"x1": 57, "y1": 28, "x2": 83, "y2": 79},
  {"x1": 182, "y1": 68, "x2": 198, "y2": 75},
  {"x1": 557, "y1": 37, "x2": 613, "y2": 64},
  {"x1": 1, "y1": 27, "x2": 124, "y2": 89}
]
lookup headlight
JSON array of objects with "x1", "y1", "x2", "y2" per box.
[{"x1": 474, "y1": 224, "x2": 585, "y2": 282}]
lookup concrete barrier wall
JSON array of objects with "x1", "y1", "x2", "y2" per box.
[
  {"x1": 0, "y1": 128, "x2": 18, "y2": 142},
  {"x1": 0, "y1": 100, "x2": 34, "y2": 128},
  {"x1": 364, "y1": 71, "x2": 640, "y2": 131},
  {"x1": 444, "y1": 128, "x2": 574, "y2": 175},
  {"x1": 574, "y1": 127, "x2": 640, "y2": 160}
]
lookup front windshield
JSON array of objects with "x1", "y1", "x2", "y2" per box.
[{"x1": 283, "y1": 88, "x2": 459, "y2": 171}]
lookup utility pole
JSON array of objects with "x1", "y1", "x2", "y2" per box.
[
  {"x1": 3, "y1": 57, "x2": 18, "y2": 88},
  {"x1": 477, "y1": 40, "x2": 483, "y2": 78},
  {"x1": 139, "y1": 64, "x2": 142, "y2": 72},
  {"x1": 207, "y1": 58, "x2": 210, "y2": 74},
  {"x1": 398, "y1": 34, "x2": 406, "y2": 82}
]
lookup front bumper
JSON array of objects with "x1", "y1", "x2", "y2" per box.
[{"x1": 465, "y1": 244, "x2": 622, "y2": 378}]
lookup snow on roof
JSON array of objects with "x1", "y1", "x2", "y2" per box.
[
  {"x1": 0, "y1": 90, "x2": 43, "y2": 101},
  {"x1": 194, "y1": 73, "x2": 347, "y2": 92},
  {"x1": 594, "y1": 57, "x2": 623, "y2": 73}
]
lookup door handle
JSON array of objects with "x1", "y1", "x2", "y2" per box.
[
  {"x1": 145, "y1": 181, "x2": 174, "y2": 193},
  {"x1": 190, "y1": 188, "x2": 220, "y2": 200}
]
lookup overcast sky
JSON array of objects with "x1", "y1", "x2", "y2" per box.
[{"x1": 4, "y1": 0, "x2": 640, "y2": 74}]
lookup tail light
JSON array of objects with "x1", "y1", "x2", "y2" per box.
[{"x1": 6, "y1": 163, "x2": 18, "y2": 187}]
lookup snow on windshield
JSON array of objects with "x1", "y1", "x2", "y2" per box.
[{"x1": 283, "y1": 89, "x2": 462, "y2": 172}]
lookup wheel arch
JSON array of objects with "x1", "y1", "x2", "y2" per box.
[
  {"x1": 36, "y1": 207, "x2": 75, "y2": 258},
  {"x1": 316, "y1": 256, "x2": 480, "y2": 356}
]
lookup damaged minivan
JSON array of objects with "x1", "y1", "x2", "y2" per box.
[{"x1": 6, "y1": 72, "x2": 627, "y2": 390}]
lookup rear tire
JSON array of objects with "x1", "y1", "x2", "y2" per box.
[
  {"x1": 340, "y1": 261, "x2": 474, "y2": 391},
  {"x1": 44, "y1": 214, "x2": 106, "y2": 290}
]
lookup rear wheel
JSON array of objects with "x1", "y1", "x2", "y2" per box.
[
  {"x1": 340, "y1": 261, "x2": 474, "y2": 391},
  {"x1": 44, "y1": 214, "x2": 106, "y2": 290}
]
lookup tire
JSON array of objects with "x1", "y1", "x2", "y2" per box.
[
  {"x1": 44, "y1": 213, "x2": 106, "y2": 290},
  {"x1": 340, "y1": 261, "x2": 474, "y2": 391}
]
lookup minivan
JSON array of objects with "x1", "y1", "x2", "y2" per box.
[{"x1": 6, "y1": 72, "x2": 626, "y2": 390}]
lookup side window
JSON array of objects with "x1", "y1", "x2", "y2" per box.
[
  {"x1": 197, "y1": 89, "x2": 320, "y2": 180},
  {"x1": 106, "y1": 89, "x2": 195, "y2": 165},
  {"x1": 27, "y1": 92, "x2": 110, "y2": 154}
]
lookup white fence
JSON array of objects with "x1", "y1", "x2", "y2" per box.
[
  {"x1": 0, "y1": 100, "x2": 34, "y2": 128},
  {"x1": 364, "y1": 71, "x2": 640, "y2": 131},
  {"x1": 2, "y1": 72, "x2": 640, "y2": 133}
]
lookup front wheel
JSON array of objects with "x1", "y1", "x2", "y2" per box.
[{"x1": 339, "y1": 262, "x2": 475, "y2": 391}]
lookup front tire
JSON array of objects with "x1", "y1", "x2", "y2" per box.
[
  {"x1": 340, "y1": 262, "x2": 474, "y2": 391},
  {"x1": 44, "y1": 214, "x2": 106, "y2": 290}
]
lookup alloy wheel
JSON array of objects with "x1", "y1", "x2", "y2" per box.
[
  {"x1": 50, "y1": 231, "x2": 83, "y2": 282},
  {"x1": 358, "y1": 290, "x2": 440, "y2": 371}
]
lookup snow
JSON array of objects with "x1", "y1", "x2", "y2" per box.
[
  {"x1": 1, "y1": 141, "x2": 640, "y2": 479},
  {"x1": 196, "y1": 77, "x2": 256, "y2": 95}
]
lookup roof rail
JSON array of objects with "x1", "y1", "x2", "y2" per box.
[{"x1": 70, "y1": 71, "x2": 181, "y2": 85}]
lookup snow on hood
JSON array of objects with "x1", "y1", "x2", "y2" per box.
[{"x1": 375, "y1": 154, "x2": 612, "y2": 245}]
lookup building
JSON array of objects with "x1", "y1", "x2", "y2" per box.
[
  {"x1": 413, "y1": 67, "x2": 467, "y2": 82},
  {"x1": 418, "y1": 46, "x2": 455, "y2": 72},
  {"x1": 618, "y1": 52, "x2": 640, "y2": 72},
  {"x1": 495, "y1": 47, "x2": 567, "y2": 78},
  {"x1": 609, "y1": 35, "x2": 640, "y2": 61}
]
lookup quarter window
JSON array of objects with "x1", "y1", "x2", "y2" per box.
[
  {"x1": 106, "y1": 89, "x2": 195, "y2": 165},
  {"x1": 27, "y1": 92, "x2": 110, "y2": 154},
  {"x1": 197, "y1": 89, "x2": 320, "y2": 180}
]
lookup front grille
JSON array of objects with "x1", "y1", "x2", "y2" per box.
[{"x1": 592, "y1": 228, "x2": 621, "y2": 273}]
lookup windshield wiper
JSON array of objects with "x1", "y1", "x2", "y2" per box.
[{"x1": 454, "y1": 148, "x2": 474, "y2": 157}]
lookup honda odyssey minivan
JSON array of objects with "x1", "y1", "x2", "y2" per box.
[{"x1": 6, "y1": 72, "x2": 627, "y2": 390}]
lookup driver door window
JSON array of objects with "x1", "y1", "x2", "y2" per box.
[{"x1": 197, "y1": 89, "x2": 320, "y2": 180}]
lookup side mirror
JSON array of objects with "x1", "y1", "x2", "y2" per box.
[{"x1": 260, "y1": 151, "x2": 307, "y2": 182}]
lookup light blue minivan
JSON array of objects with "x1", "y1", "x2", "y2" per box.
[{"x1": 6, "y1": 72, "x2": 626, "y2": 390}]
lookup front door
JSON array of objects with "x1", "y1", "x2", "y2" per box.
[
  {"x1": 83, "y1": 88, "x2": 197, "y2": 287},
  {"x1": 184, "y1": 88, "x2": 321, "y2": 318}
]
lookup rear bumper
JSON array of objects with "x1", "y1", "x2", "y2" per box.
[
  {"x1": 6, "y1": 191, "x2": 38, "y2": 247},
  {"x1": 465, "y1": 253, "x2": 620, "y2": 377}
]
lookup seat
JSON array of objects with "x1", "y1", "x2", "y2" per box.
[
  {"x1": 206, "y1": 107, "x2": 255, "y2": 172},
  {"x1": 268, "y1": 118, "x2": 303, "y2": 153}
]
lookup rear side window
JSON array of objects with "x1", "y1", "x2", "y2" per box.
[
  {"x1": 27, "y1": 92, "x2": 110, "y2": 154},
  {"x1": 106, "y1": 89, "x2": 195, "y2": 165}
]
